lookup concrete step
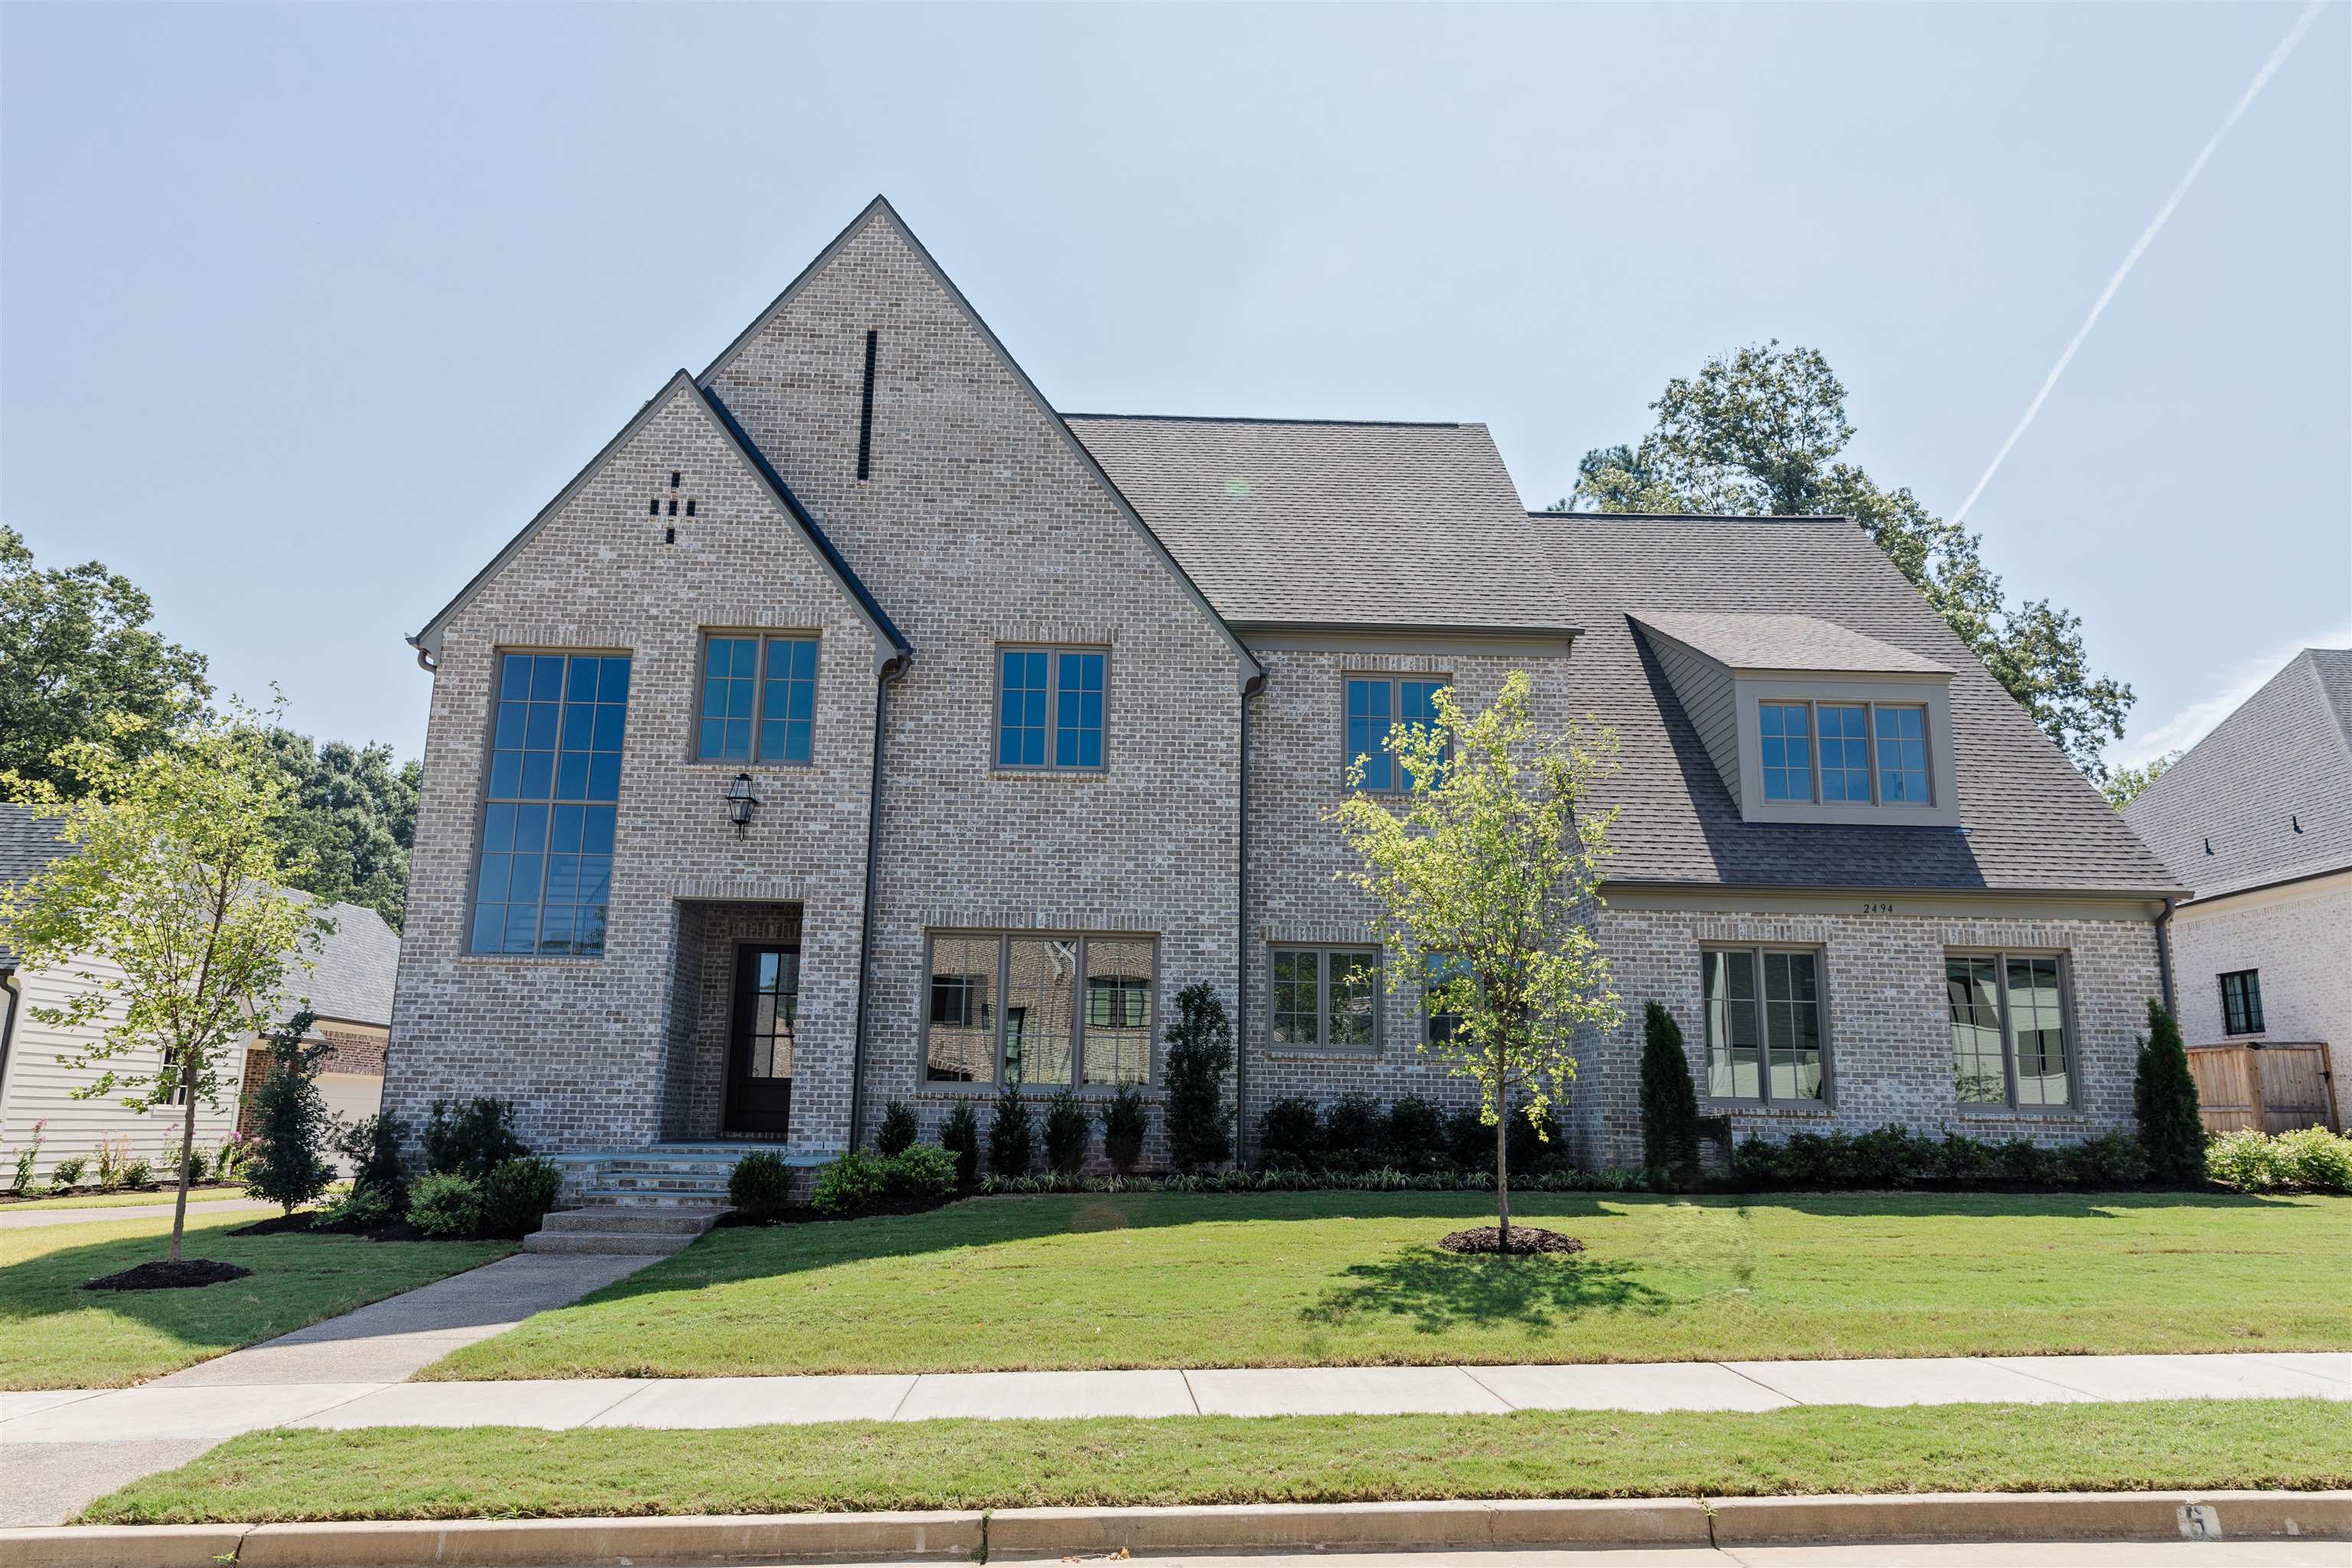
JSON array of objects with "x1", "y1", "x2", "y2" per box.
[
  {"x1": 539, "y1": 1207, "x2": 718, "y2": 1236},
  {"x1": 523, "y1": 1227, "x2": 702, "y2": 1257}
]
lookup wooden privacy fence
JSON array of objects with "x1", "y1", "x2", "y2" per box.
[{"x1": 2184, "y1": 1042, "x2": 2341, "y2": 1135}]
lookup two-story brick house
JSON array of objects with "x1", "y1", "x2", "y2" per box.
[{"x1": 385, "y1": 197, "x2": 2184, "y2": 1199}]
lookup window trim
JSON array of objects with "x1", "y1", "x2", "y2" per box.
[
  {"x1": 1753, "y1": 696, "x2": 1935, "y2": 810},
  {"x1": 1268, "y1": 943, "x2": 1384, "y2": 1054},
  {"x1": 1946, "y1": 947, "x2": 2081, "y2": 1115},
  {"x1": 468, "y1": 645, "x2": 632, "y2": 962},
  {"x1": 992, "y1": 644, "x2": 1111, "y2": 773},
  {"x1": 918, "y1": 929, "x2": 1158, "y2": 1089},
  {"x1": 1341, "y1": 672, "x2": 1452, "y2": 793},
  {"x1": 2219, "y1": 969, "x2": 2265, "y2": 1037},
  {"x1": 1698, "y1": 943, "x2": 1834, "y2": 1108},
  {"x1": 693, "y1": 629, "x2": 822, "y2": 768}
]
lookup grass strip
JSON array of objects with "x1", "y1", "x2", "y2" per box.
[
  {"x1": 80, "y1": 1399, "x2": 2349, "y2": 1524},
  {"x1": 0, "y1": 1185, "x2": 252, "y2": 1210}
]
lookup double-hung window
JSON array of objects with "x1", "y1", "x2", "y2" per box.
[
  {"x1": 1701, "y1": 946, "x2": 1825, "y2": 1102},
  {"x1": 1271, "y1": 946, "x2": 1380, "y2": 1050},
  {"x1": 1946, "y1": 952, "x2": 2073, "y2": 1109},
  {"x1": 997, "y1": 647, "x2": 1106, "y2": 769},
  {"x1": 1344, "y1": 676, "x2": 1448, "y2": 791},
  {"x1": 1423, "y1": 952, "x2": 1472, "y2": 1045},
  {"x1": 472, "y1": 651, "x2": 630, "y2": 957},
  {"x1": 923, "y1": 932, "x2": 1152, "y2": 1086},
  {"x1": 1756, "y1": 698, "x2": 1934, "y2": 807},
  {"x1": 697, "y1": 633, "x2": 818, "y2": 765},
  {"x1": 2220, "y1": 970, "x2": 2265, "y2": 1036}
]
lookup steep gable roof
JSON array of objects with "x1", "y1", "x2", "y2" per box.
[
  {"x1": 1550, "y1": 514, "x2": 2180, "y2": 896},
  {"x1": 2124, "y1": 648, "x2": 2352, "y2": 902},
  {"x1": 1067, "y1": 414, "x2": 1579, "y2": 633},
  {"x1": 409, "y1": 372, "x2": 907, "y2": 669}
]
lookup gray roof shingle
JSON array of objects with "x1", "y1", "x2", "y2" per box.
[
  {"x1": 1630, "y1": 611, "x2": 1951, "y2": 675},
  {"x1": 0, "y1": 803, "x2": 70, "y2": 969},
  {"x1": 2122, "y1": 648, "x2": 2352, "y2": 903},
  {"x1": 1066, "y1": 415, "x2": 1582, "y2": 632}
]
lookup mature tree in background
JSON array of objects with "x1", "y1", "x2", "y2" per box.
[
  {"x1": 266, "y1": 730, "x2": 420, "y2": 929},
  {"x1": 0, "y1": 525, "x2": 211, "y2": 794},
  {"x1": 2102, "y1": 751, "x2": 2180, "y2": 811},
  {"x1": 1557, "y1": 342, "x2": 2134, "y2": 780}
]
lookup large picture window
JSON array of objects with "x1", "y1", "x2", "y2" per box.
[
  {"x1": 472, "y1": 651, "x2": 629, "y2": 957},
  {"x1": 1270, "y1": 946, "x2": 1380, "y2": 1051},
  {"x1": 1701, "y1": 946, "x2": 1825, "y2": 1102},
  {"x1": 1946, "y1": 952, "x2": 2073, "y2": 1109},
  {"x1": 996, "y1": 647, "x2": 1106, "y2": 770},
  {"x1": 1756, "y1": 697, "x2": 1936, "y2": 808},
  {"x1": 1344, "y1": 676, "x2": 1448, "y2": 792},
  {"x1": 923, "y1": 932, "x2": 1153, "y2": 1086},
  {"x1": 697, "y1": 633, "x2": 818, "y2": 765}
]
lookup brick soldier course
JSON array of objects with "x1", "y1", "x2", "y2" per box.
[{"x1": 388, "y1": 197, "x2": 2185, "y2": 1182}]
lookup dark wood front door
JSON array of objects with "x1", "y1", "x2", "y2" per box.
[{"x1": 724, "y1": 944, "x2": 797, "y2": 1137}]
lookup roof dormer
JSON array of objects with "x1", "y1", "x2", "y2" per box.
[{"x1": 1633, "y1": 611, "x2": 1962, "y2": 829}]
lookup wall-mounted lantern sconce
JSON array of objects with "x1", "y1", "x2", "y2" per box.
[{"x1": 724, "y1": 773, "x2": 760, "y2": 838}]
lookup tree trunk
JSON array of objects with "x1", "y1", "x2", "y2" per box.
[
  {"x1": 1494, "y1": 1082, "x2": 1511, "y2": 1252},
  {"x1": 168, "y1": 1050, "x2": 198, "y2": 1263}
]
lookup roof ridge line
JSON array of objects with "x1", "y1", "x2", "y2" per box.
[
  {"x1": 1530, "y1": 509, "x2": 1859, "y2": 523},
  {"x1": 1064, "y1": 411, "x2": 1468, "y2": 430}
]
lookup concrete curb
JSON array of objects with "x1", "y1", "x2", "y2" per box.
[{"x1": 6, "y1": 1490, "x2": 2346, "y2": 1565}]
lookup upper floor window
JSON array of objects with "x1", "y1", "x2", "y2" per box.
[
  {"x1": 2220, "y1": 969, "x2": 2265, "y2": 1036},
  {"x1": 698, "y1": 633, "x2": 818, "y2": 766},
  {"x1": 997, "y1": 648, "x2": 1106, "y2": 770},
  {"x1": 1701, "y1": 946, "x2": 1825, "y2": 1102},
  {"x1": 1271, "y1": 946, "x2": 1380, "y2": 1051},
  {"x1": 1946, "y1": 952, "x2": 2071, "y2": 1109},
  {"x1": 472, "y1": 652, "x2": 630, "y2": 957},
  {"x1": 923, "y1": 931, "x2": 1152, "y2": 1086},
  {"x1": 1345, "y1": 676, "x2": 1448, "y2": 791},
  {"x1": 1424, "y1": 952, "x2": 1472, "y2": 1045},
  {"x1": 1759, "y1": 697, "x2": 1935, "y2": 807}
]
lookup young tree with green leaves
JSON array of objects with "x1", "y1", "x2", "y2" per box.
[
  {"x1": 2102, "y1": 751, "x2": 2180, "y2": 811},
  {"x1": 1557, "y1": 341, "x2": 2134, "y2": 780},
  {"x1": 1329, "y1": 671, "x2": 1624, "y2": 1247},
  {"x1": 0, "y1": 704, "x2": 325, "y2": 1263}
]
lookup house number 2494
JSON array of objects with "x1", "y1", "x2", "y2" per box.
[{"x1": 1860, "y1": 901, "x2": 1896, "y2": 915}]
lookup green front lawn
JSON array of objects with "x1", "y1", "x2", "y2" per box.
[
  {"x1": 426, "y1": 1190, "x2": 2350, "y2": 1380},
  {"x1": 1, "y1": 1208, "x2": 514, "y2": 1389},
  {"x1": 80, "y1": 1399, "x2": 2350, "y2": 1523}
]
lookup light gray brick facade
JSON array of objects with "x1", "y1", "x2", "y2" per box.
[{"x1": 2164, "y1": 874, "x2": 2351, "y2": 1053}]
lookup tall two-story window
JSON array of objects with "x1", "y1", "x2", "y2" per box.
[
  {"x1": 1701, "y1": 946, "x2": 1826, "y2": 1102},
  {"x1": 1947, "y1": 952, "x2": 2073, "y2": 1109},
  {"x1": 697, "y1": 634, "x2": 818, "y2": 765},
  {"x1": 997, "y1": 648, "x2": 1106, "y2": 769},
  {"x1": 2220, "y1": 970, "x2": 2265, "y2": 1036},
  {"x1": 472, "y1": 652, "x2": 630, "y2": 956},
  {"x1": 923, "y1": 932, "x2": 1152, "y2": 1086},
  {"x1": 1344, "y1": 676, "x2": 1448, "y2": 791}
]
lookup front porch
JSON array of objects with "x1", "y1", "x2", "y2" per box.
[
  {"x1": 540, "y1": 1142, "x2": 835, "y2": 1254},
  {"x1": 657, "y1": 898, "x2": 851, "y2": 1152}
]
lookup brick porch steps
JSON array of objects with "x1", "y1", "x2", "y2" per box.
[{"x1": 524, "y1": 1143, "x2": 828, "y2": 1255}]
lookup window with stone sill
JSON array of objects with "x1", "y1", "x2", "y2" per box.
[
  {"x1": 996, "y1": 647, "x2": 1106, "y2": 771},
  {"x1": 1701, "y1": 946, "x2": 1826, "y2": 1104},
  {"x1": 1946, "y1": 952, "x2": 2073, "y2": 1109},
  {"x1": 697, "y1": 632, "x2": 818, "y2": 766}
]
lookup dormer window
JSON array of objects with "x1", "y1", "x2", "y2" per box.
[{"x1": 1756, "y1": 697, "x2": 1935, "y2": 808}]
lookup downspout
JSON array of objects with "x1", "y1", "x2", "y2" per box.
[
  {"x1": 2154, "y1": 897, "x2": 2177, "y2": 1017},
  {"x1": 0, "y1": 968, "x2": 21, "y2": 1115},
  {"x1": 1234, "y1": 669, "x2": 1265, "y2": 1169},
  {"x1": 847, "y1": 650, "x2": 911, "y2": 1152}
]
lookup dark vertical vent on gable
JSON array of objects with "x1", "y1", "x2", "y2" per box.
[{"x1": 857, "y1": 328, "x2": 878, "y2": 481}]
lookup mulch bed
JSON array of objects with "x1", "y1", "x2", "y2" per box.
[
  {"x1": 83, "y1": 1259, "x2": 254, "y2": 1292},
  {"x1": 1439, "y1": 1225, "x2": 1586, "y2": 1256}
]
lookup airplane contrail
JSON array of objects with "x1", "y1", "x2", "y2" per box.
[{"x1": 1950, "y1": 1, "x2": 2325, "y2": 527}]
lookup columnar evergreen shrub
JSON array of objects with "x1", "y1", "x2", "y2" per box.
[
  {"x1": 729, "y1": 1150, "x2": 795, "y2": 1220},
  {"x1": 1383, "y1": 1096, "x2": 1445, "y2": 1170},
  {"x1": 242, "y1": 1021, "x2": 335, "y2": 1215},
  {"x1": 1100, "y1": 1085, "x2": 1147, "y2": 1175},
  {"x1": 421, "y1": 1096, "x2": 527, "y2": 1180},
  {"x1": 940, "y1": 1103, "x2": 981, "y2": 1188},
  {"x1": 875, "y1": 1101, "x2": 918, "y2": 1158},
  {"x1": 986, "y1": 1082, "x2": 1033, "y2": 1178},
  {"x1": 407, "y1": 1171, "x2": 482, "y2": 1236},
  {"x1": 1043, "y1": 1088, "x2": 1090, "y2": 1177},
  {"x1": 478, "y1": 1156, "x2": 563, "y2": 1237},
  {"x1": 2134, "y1": 1000, "x2": 2205, "y2": 1186},
  {"x1": 1257, "y1": 1096, "x2": 1320, "y2": 1169},
  {"x1": 1638, "y1": 1002, "x2": 1701, "y2": 1183},
  {"x1": 1161, "y1": 982, "x2": 1233, "y2": 1171}
]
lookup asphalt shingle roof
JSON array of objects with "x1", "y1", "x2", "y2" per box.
[
  {"x1": 0, "y1": 803, "x2": 69, "y2": 969},
  {"x1": 1629, "y1": 611, "x2": 1951, "y2": 676},
  {"x1": 1066, "y1": 415, "x2": 1582, "y2": 632},
  {"x1": 1550, "y1": 515, "x2": 2182, "y2": 895},
  {"x1": 2122, "y1": 648, "x2": 2352, "y2": 903}
]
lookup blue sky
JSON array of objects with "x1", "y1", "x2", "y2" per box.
[{"x1": 4, "y1": 3, "x2": 2345, "y2": 770}]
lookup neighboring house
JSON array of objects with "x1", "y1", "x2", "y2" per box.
[
  {"x1": 0, "y1": 801, "x2": 400, "y2": 1183},
  {"x1": 2124, "y1": 648, "x2": 2351, "y2": 1128},
  {"x1": 384, "y1": 196, "x2": 2181, "y2": 1187}
]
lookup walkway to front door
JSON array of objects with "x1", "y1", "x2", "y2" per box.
[{"x1": 724, "y1": 944, "x2": 796, "y2": 1137}]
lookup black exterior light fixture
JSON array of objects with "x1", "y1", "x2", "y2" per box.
[{"x1": 724, "y1": 773, "x2": 760, "y2": 837}]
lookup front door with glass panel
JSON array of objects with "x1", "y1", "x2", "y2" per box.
[{"x1": 724, "y1": 945, "x2": 797, "y2": 1137}]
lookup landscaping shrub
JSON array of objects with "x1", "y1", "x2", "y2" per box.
[
  {"x1": 407, "y1": 1171, "x2": 482, "y2": 1237},
  {"x1": 940, "y1": 1103, "x2": 982, "y2": 1189},
  {"x1": 1321, "y1": 1093, "x2": 1383, "y2": 1172},
  {"x1": 337, "y1": 1112, "x2": 410, "y2": 1208},
  {"x1": 243, "y1": 1024, "x2": 336, "y2": 1215},
  {"x1": 1100, "y1": 1084, "x2": 1147, "y2": 1175},
  {"x1": 729, "y1": 1150, "x2": 796, "y2": 1220},
  {"x1": 2207, "y1": 1126, "x2": 2352, "y2": 1194},
  {"x1": 478, "y1": 1156, "x2": 564, "y2": 1238},
  {"x1": 93, "y1": 1133, "x2": 129, "y2": 1189},
  {"x1": 1043, "y1": 1088, "x2": 1090, "y2": 1177},
  {"x1": 1442, "y1": 1106, "x2": 1490, "y2": 1171},
  {"x1": 116, "y1": 1158, "x2": 152, "y2": 1190},
  {"x1": 875, "y1": 1101, "x2": 918, "y2": 1158},
  {"x1": 2278, "y1": 1126, "x2": 2352, "y2": 1191},
  {"x1": 1507, "y1": 1103, "x2": 1571, "y2": 1174},
  {"x1": 1383, "y1": 1096, "x2": 1445, "y2": 1171},
  {"x1": 316, "y1": 1183, "x2": 402, "y2": 1233},
  {"x1": 2135, "y1": 999, "x2": 2204, "y2": 1186},
  {"x1": 1639, "y1": 1002, "x2": 1701, "y2": 1184},
  {"x1": 1736, "y1": 1124, "x2": 2165, "y2": 1191},
  {"x1": 9, "y1": 1119, "x2": 45, "y2": 1194},
  {"x1": 882, "y1": 1144, "x2": 957, "y2": 1200},
  {"x1": 50, "y1": 1155, "x2": 87, "y2": 1191},
  {"x1": 987, "y1": 1082, "x2": 1034, "y2": 1178},
  {"x1": 1162, "y1": 982, "x2": 1233, "y2": 1171},
  {"x1": 1257, "y1": 1096, "x2": 1320, "y2": 1170},
  {"x1": 421, "y1": 1096, "x2": 527, "y2": 1180},
  {"x1": 811, "y1": 1152, "x2": 888, "y2": 1216},
  {"x1": 2061, "y1": 1131, "x2": 2148, "y2": 1186},
  {"x1": 2205, "y1": 1129, "x2": 2285, "y2": 1192},
  {"x1": 212, "y1": 1134, "x2": 250, "y2": 1181}
]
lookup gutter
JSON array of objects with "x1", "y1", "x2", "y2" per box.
[
  {"x1": 847, "y1": 648, "x2": 913, "y2": 1151},
  {"x1": 2154, "y1": 897, "x2": 2177, "y2": 1017},
  {"x1": 0, "y1": 965, "x2": 19, "y2": 1112}
]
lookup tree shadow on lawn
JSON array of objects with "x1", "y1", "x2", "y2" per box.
[{"x1": 1301, "y1": 1245, "x2": 1671, "y2": 1337}]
